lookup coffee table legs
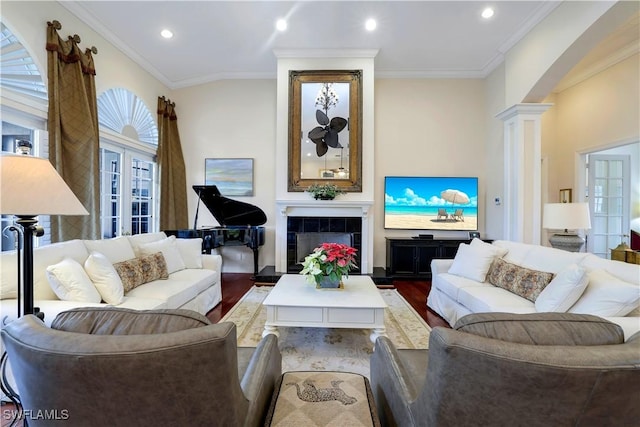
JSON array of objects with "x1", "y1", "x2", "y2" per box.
[
  {"x1": 262, "y1": 324, "x2": 279, "y2": 338},
  {"x1": 369, "y1": 327, "x2": 387, "y2": 344}
]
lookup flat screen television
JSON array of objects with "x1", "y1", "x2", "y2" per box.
[{"x1": 384, "y1": 176, "x2": 478, "y2": 231}]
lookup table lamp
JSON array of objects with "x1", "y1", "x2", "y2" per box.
[
  {"x1": 542, "y1": 202, "x2": 591, "y2": 252},
  {"x1": 0, "y1": 152, "x2": 88, "y2": 317}
]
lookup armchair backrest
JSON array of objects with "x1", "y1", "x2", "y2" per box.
[
  {"x1": 417, "y1": 323, "x2": 640, "y2": 426},
  {"x1": 2, "y1": 311, "x2": 250, "y2": 426}
]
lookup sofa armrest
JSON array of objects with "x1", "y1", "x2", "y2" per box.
[
  {"x1": 240, "y1": 334, "x2": 282, "y2": 427},
  {"x1": 202, "y1": 253, "x2": 222, "y2": 272},
  {"x1": 370, "y1": 336, "x2": 423, "y2": 426},
  {"x1": 431, "y1": 258, "x2": 454, "y2": 277}
]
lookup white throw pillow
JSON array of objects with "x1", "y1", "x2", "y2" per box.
[
  {"x1": 83, "y1": 236, "x2": 136, "y2": 264},
  {"x1": 568, "y1": 269, "x2": 640, "y2": 317},
  {"x1": 448, "y1": 243, "x2": 500, "y2": 283},
  {"x1": 470, "y1": 238, "x2": 508, "y2": 259},
  {"x1": 176, "y1": 238, "x2": 203, "y2": 269},
  {"x1": 84, "y1": 252, "x2": 125, "y2": 305},
  {"x1": 535, "y1": 264, "x2": 588, "y2": 312},
  {"x1": 138, "y1": 235, "x2": 186, "y2": 274},
  {"x1": 46, "y1": 258, "x2": 101, "y2": 303}
]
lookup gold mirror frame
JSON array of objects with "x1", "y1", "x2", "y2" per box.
[{"x1": 288, "y1": 70, "x2": 362, "y2": 192}]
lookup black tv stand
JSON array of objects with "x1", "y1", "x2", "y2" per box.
[{"x1": 386, "y1": 237, "x2": 490, "y2": 279}]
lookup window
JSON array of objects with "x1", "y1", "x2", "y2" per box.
[{"x1": 97, "y1": 88, "x2": 159, "y2": 237}]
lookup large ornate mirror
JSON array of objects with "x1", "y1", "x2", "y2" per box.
[{"x1": 288, "y1": 70, "x2": 362, "y2": 192}]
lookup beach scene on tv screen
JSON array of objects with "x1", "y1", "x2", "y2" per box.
[{"x1": 385, "y1": 177, "x2": 478, "y2": 231}]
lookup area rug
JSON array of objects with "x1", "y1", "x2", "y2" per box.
[{"x1": 220, "y1": 286, "x2": 431, "y2": 378}]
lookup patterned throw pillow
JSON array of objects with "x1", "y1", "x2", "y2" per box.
[
  {"x1": 486, "y1": 258, "x2": 554, "y2": 302},
  {"x1": 113, "y1": 252, "x2": 169, "y2": 293}
]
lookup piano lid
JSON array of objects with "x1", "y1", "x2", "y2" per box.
[{"x1": 192, "y1": 185, "x2": 267, "y2": 226}]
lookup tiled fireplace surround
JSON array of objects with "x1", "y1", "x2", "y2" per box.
[{"x1": 275, "y1": 200, "x2": 374, "y2": 275}]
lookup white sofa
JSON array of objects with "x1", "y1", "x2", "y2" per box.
[
  {"x1": 0, "y1": 232, "x2": 222, "y2": 327},
  {"x1": 428, "y1": 239, "x2": 640, "y2": 340}
]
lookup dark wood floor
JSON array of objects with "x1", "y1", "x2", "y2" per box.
[{"x1": 207, "y1": 273, "x2": 450, "y2": 329}]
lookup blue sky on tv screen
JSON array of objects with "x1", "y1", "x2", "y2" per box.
[{"x1": 385, "y1": 177, "x2": 478, "y2": 210}]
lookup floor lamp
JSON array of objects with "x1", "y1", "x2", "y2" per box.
[
  {"x1": 0, "y1": 152, "x2": 89, "y2": 317},
  {"x1": 543, "y1": 202, "x2": 591, "y2": 252}
]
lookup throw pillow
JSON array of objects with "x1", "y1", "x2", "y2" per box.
[
  {"x1": 448, "y1": 241, "x2": 506, "y2": 283},
  {"x1": 113, "y1": 252, "x2": 169, "y2": 293},
  {"x1": 486, "y1": 258, "x2": 554, "y2": 302},
  {"x1": 46, "y1": 258, "x2": 102, "y2": 303},
  {"x1": 568, "y1": 269, "x2": 640, "y2": 317},
  {"x1": 84, "y1": 252, "x2": 125, "y2": 305},
  {"x1": 470, "y1": 237, "x2": 508, "y2": 258},
  {"x1": 176, "y1": 238, "x2": 203, "y2": 269},
  {"x1": 138, "y1": 235, "x2": 186, "y2": 274},
  {"x1": 83, "y1": 236, "x2": 136, "y2": 264},
  {"x1": 535, "y1": 264, "x2": 588, "y2": 312}
]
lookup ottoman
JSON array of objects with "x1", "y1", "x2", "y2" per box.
[{"x1": 265, "y1": 371, "x2": 381, "y2": 426}]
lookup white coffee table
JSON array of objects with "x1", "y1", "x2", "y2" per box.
[{"x1": 262, "y1": 274, "x2": 387, "y2": 343}]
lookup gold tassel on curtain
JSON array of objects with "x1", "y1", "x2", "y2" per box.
[
  {"x1": 46, "y1": 20, "x2": 100, "y2": 241},
  {"x1": 157, "y1": 97, "x2": 189, "y2": 230}
]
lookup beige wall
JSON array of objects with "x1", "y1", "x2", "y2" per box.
[{"x1": 3, "y1": 1, "x2": 638, "y2": 272}]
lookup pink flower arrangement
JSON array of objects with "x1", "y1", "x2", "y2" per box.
[{"x1": 300, "y1": 242, "x2": 358, "y2": 285}]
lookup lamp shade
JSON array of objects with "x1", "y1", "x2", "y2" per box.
[
  {"x1": 0, "y1": 153, "x2": 89, "y2": 216},
  {"x1": 543, "y1": 202, "x2": 591, "y2": 230}
]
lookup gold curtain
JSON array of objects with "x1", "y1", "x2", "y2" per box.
[
  {"x1": 157, "y1": 97, "x2": 189, "y2": 230},
  {"x1": 46, "y1": 20, "x2": 100, "y2": 241}
]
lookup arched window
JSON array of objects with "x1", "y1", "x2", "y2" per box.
[
  {"x1": 0, "y1": 22, "x2": 47, "y2": 100},
  {"x1": 97, "y1": 88, "x2": 158, "y2": 145}
]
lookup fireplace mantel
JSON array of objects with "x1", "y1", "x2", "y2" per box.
[{"x1": 275, "y1": 199, "x2": 375, "y2": 274}]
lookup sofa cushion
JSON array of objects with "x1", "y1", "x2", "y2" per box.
[
  {"x1": 435, "y1": 272, "x2": 493, "y2": 303},
  {"x1": 176, "y1": 238, "x2": 203, "y2": 269},
  {"x1": 51, "y1": 307, "x2": 211, "y2": 335},
  {"x1": 138, "y1": 236, "x2": 186, "y2": 274},
  {"x1": 568, "y1": 269, "x2": 640, "y2": 317},
  {"x1": 487, "y1": 258, "x2": 554, "y2": 302},
  {"x1": 84, "y1": 252, "x2": 125, "y2": 305},
  {"x1": 125, "y1": 268, "x2": 217, "y2": 308},
  {"x1": 580, "y1": 254, "x2": 640, "y2": 286},
  {"x1": 457, "y1": 286, "x2": 536, "y2": 314},
  {"x1": 84, "y1": 236, "x2": 136, "y2": 264},
  {"x1": 46, "y1": 258, "x2": 101, "y2": 303},
  {"x1": 448, "y1": 241, "x2": 507, "y2": 282},
  {"x1": 32, "y1": 240, "x2": 90, "y2": 300},
  {"x1": 127, "y1": 232, "x2": 168, "y2": 257},
  {"x1": 113, "y1": 253, "x2": 169, "y2": 293},
  {"x1": 535, "y1": 264, "x2": 589, "y2": 312},
  {"x1": 493, "y1": 240, "x2": 588, "y2": 273},
  {"x1": 454, "y1": 312, "x2": 625, "y2": 346}
]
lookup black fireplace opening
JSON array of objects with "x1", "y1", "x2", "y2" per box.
[{"x1": 287, "y1": 216, "x2": 362, "y2": 273}]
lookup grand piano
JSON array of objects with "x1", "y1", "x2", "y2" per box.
[{"x1": 165, "y1": 185, "x2": 266, "y2": 276}]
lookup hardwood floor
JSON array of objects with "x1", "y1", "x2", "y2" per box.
[{"x1": 207, "y1": 273, "x2": 450, "y2": 329}]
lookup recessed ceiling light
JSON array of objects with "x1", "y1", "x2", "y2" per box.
[
  {"x1": 481, "y1": 7, "x2": 495, "y2": 19},
  {"x1": 276, "y1": 19, "x2": 287, "y2": 32},
  {"x1": 160, "y1": 29, "x2": 173, "y2": 39},
  {"x1": 365, "y1": 18, "x2": 377, "y2": 31}
]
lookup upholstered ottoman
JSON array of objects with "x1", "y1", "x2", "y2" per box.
[{"x1": 265, "y1": 371, "x2": 380, "y2": 426}]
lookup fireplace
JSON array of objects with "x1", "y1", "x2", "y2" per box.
[
  {"x1": 287, "y1": 217, "x2": 362, "y2": 273},
  {"x1": 275, "y1": 200, "x2": 374, "y2": 274}
]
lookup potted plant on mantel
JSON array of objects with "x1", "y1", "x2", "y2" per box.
[
  {"x1": 306, "y1": 183, "x2": 345, "y2": 200},
  {"x1": 300, "y1": 242, "x2": 358, "y2": 288}
]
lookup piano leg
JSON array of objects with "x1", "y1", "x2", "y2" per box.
[{"x1": 252, "y1": 247, "x2": 260, "y2": 278}]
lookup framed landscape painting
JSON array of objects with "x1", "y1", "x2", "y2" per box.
[{"x1": 205, "y1": 158, "x2": 254, "y2": 196}]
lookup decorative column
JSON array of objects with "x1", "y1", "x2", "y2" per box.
[{"x1": 496, "y1": 103, "x2": 552, "y2": 245}]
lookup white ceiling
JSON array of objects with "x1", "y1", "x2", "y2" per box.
[{"x1": 62, "y1": 1, "x2": 564, "y2": 89}]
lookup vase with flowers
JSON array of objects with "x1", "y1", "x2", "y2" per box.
[
  {"x1": 300, "y1": 242, "x2": 358, "y2": 288},
  {"x1": 306, "y1": 183, "x2": 345, "y2": 200}
]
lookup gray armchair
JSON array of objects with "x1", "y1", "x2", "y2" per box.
[
  {"x1": 371, "y1": 312, "x2": 640, "y2": 426},
  {"x1": 1, "y1": 307, "x2": 281, "y2": 427}
]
